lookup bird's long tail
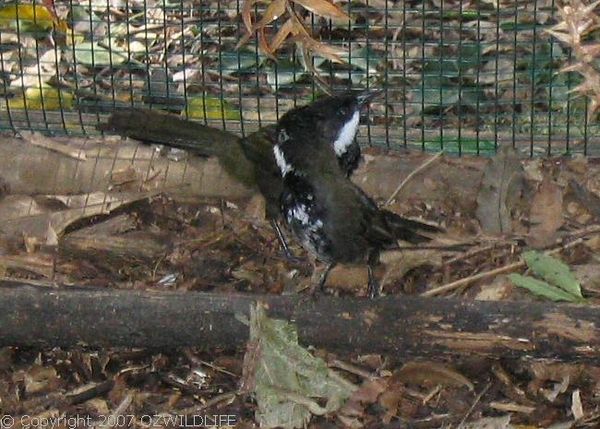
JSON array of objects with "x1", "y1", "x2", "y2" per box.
[
  {"x1": 98, "y1": 108, "x2": 261, "y2": 187},
  {"x1": 98, "y1": 108, "x2": 238, "y2": 158},
  {"x1": 381, "y1": 209, "x2": 442, "y2": 245}
]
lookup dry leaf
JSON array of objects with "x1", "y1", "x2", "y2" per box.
[
  {"x1": 296, "y1": 35, "x2": 345, "y2": 63},
  {"x1": 460, "y1": 415, "x2": 512, "y2": 429},
  {"x1": 527, "y1": 177, "x2": 564, "y2": 248},
  {"x1": 379, "y1": 249, "x2": 441, "y2": 290},
  {"x1": 476, "y1": 145, "x2": 525, "y2": 235},
  {"x1": 22, "y1": 365, "x2": 62, "y2": 394},
  {"x1": 350, "y1": 378, "x2": 387, "y2": 404},
  {"x1": 474, "y1": 276, "x2": 513, "y2": 301},
  {"x1": 489, "y1": 401, "x2": 535, "y2": 414},
  {"x1": 0, "y1": 192, "x2": 152, "y2": 245},
  {"x1": 258, "y1": 27, "x2": 275, "y2": 59},
  {"x1": 271, "y1": 17, "x2": 295, "y2": 52},
  {"x1": 571, "y1": 389, "x2": 584, "y2": 420},
  {"x1": 290, "y1": 0, "x2": 350, "y2": 20},
  {"x1": 325, "y1": 265, "x2": 369, "y2": 293},
  {"x1": 395, "y1": 361, "x2": 474, "y2": 391},
  {"x1": 287, "y1": 8, "x2": 313, "y2": 38},
  {"x1": 241, "y1": 0, "x2": 258, "y2": 32},
  {"x1": 378, "y1": 379, "x2": 406, "y2": 424},
  {"x1": 23, "y1": 131, "x2": 86, "y2": 161},
  {"x1": 252, "y1": 0, "x2": 286, "y2": 31}
]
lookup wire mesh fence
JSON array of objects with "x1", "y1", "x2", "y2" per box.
[{"x1": 0, "y1": 0, "x2": 598, "y2": 155}]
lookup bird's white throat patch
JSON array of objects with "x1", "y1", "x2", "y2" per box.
[
  {"x1": 333, "y1": 110, "x2": 360, "y2": 156},
  {"x1": 273, "y1": 145, "x2": 293, "y2": 177}
]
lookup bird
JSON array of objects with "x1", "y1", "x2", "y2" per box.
[
  {"x1": 274, "y1": 90, "x2": 382, "y2": 176},
  {"x1": 274, "y1": 97, "x2": 441, "y2": 297},
  {"x1": 99, "y1": 91, "x2": 380, "y2": 256}
]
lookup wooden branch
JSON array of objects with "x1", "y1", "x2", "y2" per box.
[
  {"x1": 0, "y1": 280, "x2": 598, "y2": 361},
  {"x1": 0, "y1": 137, "x2": 485, "y2": 207},
  {"x1": 60, "y1": 231, "x2": 169, "y2": 268}
]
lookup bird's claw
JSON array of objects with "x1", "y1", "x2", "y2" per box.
[{"x1": 367, "y1": 265, "x2": 380, "y2": 298}]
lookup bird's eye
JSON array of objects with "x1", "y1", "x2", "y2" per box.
[{"x1": 339, "y1": 107, "x2": 348, "y2": 116}]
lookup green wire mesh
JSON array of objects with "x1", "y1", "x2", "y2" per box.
[{"x1": 0, "y1": 0, "x2": 596, "y2": 156}]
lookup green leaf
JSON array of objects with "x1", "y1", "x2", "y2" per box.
[
  {"x1": 220, "y1": 50, "x2": 261, "y2": 75},
  {"x1": 351, "y1": 46, "x2": 383, "y2": 74},
  {"x1": 508, "y1": 273, "x2": 583, "y2": 303},
  {"x1": 522, "y1": 251, "x2": 583, "y2": 299},
  {"x1": 244, "y1": 304, "x2": 355, "y2": 429},
  {"x1": 422, "y1": 137, "x2": 496, "y2": 155},
  {"x1": 8, "y1": 85, "x2": 74, "y2": 111},
  {"x1": 73, "y1": 41, "x2": 128, "y2": 66},
  {"x1": 183, "y1": 96, "x2": 241, "y2": 121},
  {"x1": 266, "y1": 60, "x2": 304, "y2": 90}
]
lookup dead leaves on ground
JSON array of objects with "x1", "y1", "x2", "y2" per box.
[
  {"x1": 546, "y1": 0, "x2": 600, "y2": 121},
  {"x1": 4, "y1": 137, "x2": 600, "y2": 425},
  {"x1": 238, "y1": 0, "x2": 350, "y2": 64},
  {"x1": 475, "y1": 145, "x2": 528, "y2": 236}
]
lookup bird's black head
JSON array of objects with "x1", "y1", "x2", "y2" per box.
[
  {"x1": 274, "y1": 90, "x2": 381, "y2": 176},
  {"x1": 278, "y1": 90, "x2": 380, "y2": 145}
]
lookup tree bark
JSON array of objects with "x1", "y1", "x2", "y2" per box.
[{"x1": 0, "y1": 280, "x2": 598, "y2": 361}]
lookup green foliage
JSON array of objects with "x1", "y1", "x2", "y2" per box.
[
  {"x1": 244, "y1": 304, "x2": 355, "y2": 428},
  {"x1": 183, "y1": 96, "x2": 241, "y2": 121},
  {"x1": 423, "y1": 137, "x2": 495, "y2": 154},
  {"x1": 509, "y1": 251, "x2": 585, "y2": 303},
  {"x1": 72, "y1": 41, "x2": 128, "y2": 66}
]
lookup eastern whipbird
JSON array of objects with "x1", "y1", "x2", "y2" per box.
[
  {"x1": 100, "y1": 91, "x2": 440, "y2": 296},
  {"x1": 99, "y1": 91, "x2": 378, "y2": 257},
  {"x1": 274, "y1": 92, "x2": 441, "y2": 297}
]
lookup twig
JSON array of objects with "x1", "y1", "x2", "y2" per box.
[
  {"x1": 94, "y1": 393, "x2": 133, "y2": 429},
  {"x1": 445, "y1": 241, "x2": 514, "y2": 265},
  {"x1": 422, "y1": 231, "x2": 594, "y2": 297},
  {"x1": 23, "y1": 131, "x2": 87, "y2": 161},
  {"x1": 178, "y1": 392, "x2": 237, "y2": 415},
  {"x1": 184, "y1": 349, "x2": 238, "y2": 377},
  {"x1": 421, "y1": 260, "x2": 525, "y2": 297},
  {"x1": 457, "y1": 382, "x2": 491, "y2": 429},
  {"x1": 489, "y1": 401, "x2": 535, "y2": 414},
  {"x1": 384, "y1": 151, "x2": 444, "y2": 207},
  {"x1": 328, "y1": 359, "x2": 374, "y2": 380},
  {"x1": 422, "y1": 385, "x2": 442, "y2": 406}
]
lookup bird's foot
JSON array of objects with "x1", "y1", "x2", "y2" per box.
[
  {"x1": 367, "y1": 265, "x2": 381, "y2": 299},
  {"x1": 283, "y1": 251, "x2": 304, "y2": 265},
  {"x1": 297, "y1": 262, "x2": 335, "y2": 298}
]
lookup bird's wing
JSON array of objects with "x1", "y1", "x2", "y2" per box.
[{"x1": 350, "y1": 181, "x2": 441, "y2": 245}]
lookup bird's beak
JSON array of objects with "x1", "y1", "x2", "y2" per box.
[{"x1": 356, "y1": 89, "x2": 383, "y2": 107}]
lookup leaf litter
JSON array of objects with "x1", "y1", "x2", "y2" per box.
[{"x1": 2, "y1": 134, "x2": 600, "y2": 425}]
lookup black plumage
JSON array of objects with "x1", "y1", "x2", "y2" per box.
[
  {"x1": 278, "y1": 91, "x2": 379, "y2": 176},
  {"x1": 274, "y1": 93, "x2": 440, "y2": 296},
  {"x1": 99, "y1": 92, "x2": 378, "y2": 256},
  {"x1": 100, "y1": 92, "x2": 373, "y2": 213}
]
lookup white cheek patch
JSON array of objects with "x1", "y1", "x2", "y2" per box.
[
  {"x1": 333, "y1": 110, "x2": 360, "y2": 156},
  {"x1": 273, "y1": 145, "x2": 293, "y2": 177}
]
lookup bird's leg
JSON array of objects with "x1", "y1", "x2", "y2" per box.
[
  {"x1": 270, "y1": 219, "x2": 296, "y2": 260},
  {"x1": 367, "y1": 265, "x2": 380, "y2": 299},
  {"x1": 307, "y1": 262, "x2": 335, "y2": 296},
  {"x1": 367, "y1": 252, "x2": 381, "y2": 299},
  {"x1": 318, "y1": 262, "x2": 335, "y2": 293}
]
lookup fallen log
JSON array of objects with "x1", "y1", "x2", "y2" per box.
[{"x1": 0, "y1": 280, "x2": 598, "y2": 361}]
